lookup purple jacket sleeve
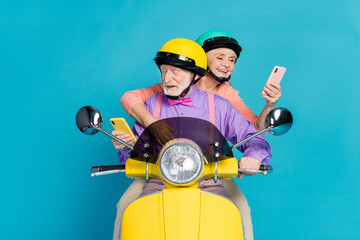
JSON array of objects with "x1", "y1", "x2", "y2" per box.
[
  {"x1": 217, "y1": 98, "x2": 272, "y2": 164},
  {"x1": 118, "y1": 149, "x2": 130, "y2": 165}
]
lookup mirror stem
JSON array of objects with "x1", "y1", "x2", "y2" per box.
[
  {"x1": 95, "y1": 127, "x2": 134, "y2": 150},
  {"x1": 230, "y1": 127, "x2": 270, "y2": 151}
]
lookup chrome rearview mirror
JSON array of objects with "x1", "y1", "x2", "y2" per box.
[
  {"x1": 76, "y1": 106, "x2": 103, "y2": 135},
  {"x1": 230, "y1": 107, "x2": 293, "y2": 151},
  {"x1": 265, "y1": 107, "x2": 293, "y2": 136},
  {"x1": 75, "y1": 106, "x2": 134, "y2": 150}
]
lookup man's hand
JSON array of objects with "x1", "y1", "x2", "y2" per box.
[
  {"x1": 238, "y1": 157, "x2": 261, "y2": 179},
  {"x1": 147, "y1": 120, "x2": 175, "y2": 146},
  {"x1": 111, "y1": 130, "x2": 135, "y2": 150},
  {"x1": 261, "y1": 83, "x2": 282, "y2": 107}
]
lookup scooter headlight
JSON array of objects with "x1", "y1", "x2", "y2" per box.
[{"x1": 159, "y1": 140, "x2": 203, "y2": 185}]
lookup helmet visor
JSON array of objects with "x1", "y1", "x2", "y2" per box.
[
  {"x1": 202, "y1": 37, "x2": 242, "y2": 57},
  {"x1": 154, "y1": 52, "x2": 206, "y2": 76}
]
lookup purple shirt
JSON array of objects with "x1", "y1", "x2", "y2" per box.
[{"x1": 118, "y1": 85, "x2": 272, "y2": 164}]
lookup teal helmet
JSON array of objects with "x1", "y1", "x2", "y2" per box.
[
  {"x1": 196, "y1": 30, "x2": 242, "y2": 83},
  {"x1": 196, "y1": 30, "x2": 242, "y2": 58}
]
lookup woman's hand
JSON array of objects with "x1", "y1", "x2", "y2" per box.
[
  {"x1": 261, "y1": 83, "x2": 282, "y2": 106},
  {"x1": 111, "y1": 130, "x2": 135, "y2": 150}
]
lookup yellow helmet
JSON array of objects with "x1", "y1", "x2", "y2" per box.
[{"x1": 154, "y1": 38, "x2": 207, "y2": 76}]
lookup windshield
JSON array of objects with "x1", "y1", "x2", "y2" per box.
[{"x1": 130, "y1": 117, "x2": 233, "y2": 163}]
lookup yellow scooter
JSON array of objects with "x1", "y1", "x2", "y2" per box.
[{"x1": 76, "y1": 107, "x2": 293, "y2": 240}]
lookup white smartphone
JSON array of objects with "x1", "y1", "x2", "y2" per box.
[{"x1": 261, "y1": 66, "x2": 286, "y2": 96}]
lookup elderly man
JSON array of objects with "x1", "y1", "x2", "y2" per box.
[{"x1": 112, "y1": 38, "x2": 271, "y2": 240}]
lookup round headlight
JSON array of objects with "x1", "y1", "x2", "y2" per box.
[{"x1": 159, "y1": 140, "x2": 203, "y2": 185}]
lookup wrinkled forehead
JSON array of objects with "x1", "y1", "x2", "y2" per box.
[
  {"x1": 159, "y1": 64, "x2": 192, "y2": 73},
  {"x1": 207, "y1": 48, "x2": 237, "y2": 59}
]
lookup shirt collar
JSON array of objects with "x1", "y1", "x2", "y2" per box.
[
  {"x1": 162, "y1": 84, "x2": 201, "y2": 109},
  {"x1": 183, "y1": 85, "x2": 201, "y2": 109}
]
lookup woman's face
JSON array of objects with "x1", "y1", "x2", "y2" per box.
[{"x1": 207, "y1": 48, "x2": 237, "y2": 79}]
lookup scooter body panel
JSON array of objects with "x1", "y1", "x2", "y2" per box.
[
  {"x1": 199, "y1": 191, "x2": 244, "y2": 240},
  {"x1": 121, "y1": 191, "x2": 166, "y2": 240},
  {"x1": 121, "y1": 188, "x2": 243, "y2": 240}
]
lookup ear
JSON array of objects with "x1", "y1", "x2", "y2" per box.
[
  {"x1": 192, "y1": 74, "x2": 202, "y2": 85},
  {"x1": 194, "y1": 74, "x2": 201, "y2": 80}
]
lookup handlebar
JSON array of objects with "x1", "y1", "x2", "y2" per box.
[
  {"x1": 90, "y1": 165, "x2": 125, "y2": 177},
  {"x1": 91, "y1": 165, "x2": 125, "y2": 172},
  {"x1": 238, "y1": 165, "x2": 272, "y2": 175},
  {"x1": 90, "y1": 164, "x2": 272, "y2": 177}
]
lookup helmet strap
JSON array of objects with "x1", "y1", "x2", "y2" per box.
[
  {"x1": 165, "y1": 75, "x2": 200, "y2": 100},
  {"x1": 207, "y1": 69, "x2": 231, "y2": 83}
]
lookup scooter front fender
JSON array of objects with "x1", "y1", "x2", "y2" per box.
[{"x1": 121, "y1": 188, "x2": 243, "y2": 240}]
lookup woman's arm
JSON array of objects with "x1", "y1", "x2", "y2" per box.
[
  {"x1": 129, "y1": 103, "x2": 158, "y2": 127},
  {"x1": 120, "y1": 83, "x2": 163, "y2": 127},
  {"x1": 120, "y1": 83, "x2": 174, "y2": 146},
  {"x1": 256, "y1": 83, "x2": 282, "y2": 130},
  {"x1": 217, "y1": 83, "x2": 281, "y2": 130}
]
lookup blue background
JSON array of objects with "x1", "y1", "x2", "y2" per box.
[{"x1": 1, "y1": 0, "x2": 359, "y2": 239}]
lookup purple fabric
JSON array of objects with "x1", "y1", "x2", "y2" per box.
[{"x1": 118, "y1": 85, "x2": 272, "y2": 165}]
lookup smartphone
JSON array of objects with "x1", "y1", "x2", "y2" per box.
[
  {"x1": 261, "y1": 66, "x2": 286, "y2": 96},
  {"x1": 110, "y1": 118, "x2": 136, "y2": 142}
]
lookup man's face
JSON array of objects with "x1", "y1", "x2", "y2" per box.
[{"x1": 160, "y1": 64, "x2": 193, "y2": 96}]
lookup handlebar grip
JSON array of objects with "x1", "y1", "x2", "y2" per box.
[
  {"x1": 259, "y1": 165, "x2": 272, "y2": 172},
  {"x1": 91, "y1": 165, "x2": 125, "y2": 172},
  {"x1": 238, "y1": 165, "x2": 273, "y2": 175}
]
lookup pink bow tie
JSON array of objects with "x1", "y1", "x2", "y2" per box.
[{"x1": 168, "y1": 97, "x2": 193, "y2": 106}]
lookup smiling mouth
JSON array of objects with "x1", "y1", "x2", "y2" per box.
[{"x1": 217, "y1": 69, "x2": 228, "y2": 76}]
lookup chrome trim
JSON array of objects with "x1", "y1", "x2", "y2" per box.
[
  {"x1": 238, "y1": 168, "x2": 268, "y2": 175},
  {"x1": 97, "y1": 128, "x2": 134, "y2": 150},
  {"x1": 230, "y1": 128, "x2": 268, "y2": 151},
  {"x1": 214, "y1": 160, "x2": 218, "y2": 183},
  {"x1": 145, "y1": 162, "x2": 150, "y2": 182},
  {"x1": 90, "y1": 169, "x2": 125, "y2": 177},
  {"x1": 204, "y1": 156, "x2": 209, "y2": 164},
  {"x1": 158, "y1": 139, "x2": 204, "y2": 185}
]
